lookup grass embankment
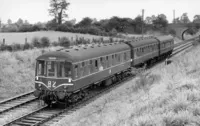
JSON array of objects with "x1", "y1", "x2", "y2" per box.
[
  {"x1": 0, "y1": 47, "x2": 61, "y2": 100},
  {"x1": 52, "y1": 44, "x2": 200, "y2": 126}
]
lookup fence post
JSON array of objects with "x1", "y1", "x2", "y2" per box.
[
  {"x1": 25, "y1": 38, "x2": 27, "y2": 43},
  {"x1": 3, "y1": 38, "x2": 5, "y2": 45},
  {"x1": 58, "y1": 37, "x2": 61, "y2": 42},
  {"x1": 71, "y1": 37, "x2": 73, "y2": 42},
  {"x1": 199, "y1": 35, "x2": 200, "y2": 42}
]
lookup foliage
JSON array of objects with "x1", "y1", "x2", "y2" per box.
[
  {"x1": 23, "y1": 42, "x2": 33, "y2": 50},
  {"x1": 49, "y1": 0, "x2": 70, "y2": 25},
  {"x1": 46, "y1": 19, "x2": 58, "y2": 30},
  {"x1": 31, "y1": 37, "x2": 41, "y2": 48},
  {"x1": 180, "y1": 13, "x2": 190, "y2": 23},
  {"x1": 193, "y1": 15, "x2": 200, "y2": 23},
  {"x1": 59, "y1": 36, "x2": 70, "y2": 47},
  {"x1": 169, "y1": 29, "x2": 176, "y2": 36},
  {"x1": 76, "y1": 17, "x2": 93, "y2": 27},
  {"x1": 12, "y1": 43, "x2": 23, "y2": 51},
  {"x1": 152, "y1": 14, "x2": 168, "y2": 29},
  {"x1": 40, "y1": 37, "x2": 50, "y2": 47}
]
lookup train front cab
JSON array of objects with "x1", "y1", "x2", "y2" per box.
[{"x1": 34, "y1": 59, "x2": 74, "y2": 102}]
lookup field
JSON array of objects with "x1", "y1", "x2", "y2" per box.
[{"x1": 0, "y1": 31, "x2": 117, "y2": 45}]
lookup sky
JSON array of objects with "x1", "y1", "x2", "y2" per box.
[{"x1": 0, "y1": 0, "x2": 199, "y2": 24}]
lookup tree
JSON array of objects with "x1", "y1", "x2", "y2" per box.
[
  {"x1": 134, "y1": 16, "x2": 144, "y2": 33},
  {"x1": 180, "y1": 13, "x2": 190, "y2": 23},
  {"x1": 174, "y1": 17, "x2": 181, "y2": 24},
  {"x1": 76, "y1": 17, "x2": 93, "y2": 27},
  {"x1": 145, "y1": 16, "x2": 153, "y2": 24},
  {"x1": 16, "y1": 18, "x2": 24, "y2": 27},
  {"x1": 49, "y1": 0, "x2": 70, "y2": 25},
  {"x1": 152, "y1": 14, "x2": 168, "y2": 29},
  {"x1": 193, "y1": 15, "x2": 200, "y2": 23},
  {"x1": 24, "y1": 20, "x2": 29, "y2": 25},
  {"x1": 7, "y1": 19, "x2": 12, "y2": 25},
  {"x1": 0, "y1": 19, "x2": 1, "y2": 29},
  {"x1": 46, "y1": 19, "x2": 57, "y2": 30}
]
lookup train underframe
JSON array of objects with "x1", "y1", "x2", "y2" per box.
[{"x1": 35, "y1": 69, "x2": 132, "y2": 106}]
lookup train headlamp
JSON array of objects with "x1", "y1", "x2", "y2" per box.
[
  {"x1": 38, "y1": 83, "x2": 41, "y2": 87},
  {"x1": 68, "y1": 78, "x2": 72, "y2": 83},
  {"x1": 36, "y1": 76, "x2": 39, "y2": 81}
]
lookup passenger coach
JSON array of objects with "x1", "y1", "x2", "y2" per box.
[{"x1": 34, "y1": 42, "x2": 132, "y2": 104}]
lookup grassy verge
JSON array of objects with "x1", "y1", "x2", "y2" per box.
[
  {"x1": 0, "y1": 46, "x2": 61, "y2": 100},
  {"x1": 52, "y1": 45, "x2": 200, "y2": 126}
]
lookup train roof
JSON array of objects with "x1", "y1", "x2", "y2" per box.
[
  {"x1": 129, "y1": 38, "x2": 159, "y2": 47},
  {"x1": 156, "y1": 35, "x2": 174, "y2": 42},
  {"x1": 36, "y1": 42, "x2": 130, "y2": 63}
]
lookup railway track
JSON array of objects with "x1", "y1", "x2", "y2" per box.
[
  {"x1": 0, "y1": 91, "x2": 38, "y2": 115},
  {"x1": 2, "y1": 36, "x2": 199, "y2": 126},
  {"x1": 4, "y1": 73, "x2": 134, "y2": 126},
  {"x1": 172, "y1": 40, "x2": 193, "y2": 56}
]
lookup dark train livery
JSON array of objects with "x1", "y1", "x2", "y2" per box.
[{"x1": 34, "y1": 35, "x2": 174, "y2": 105}]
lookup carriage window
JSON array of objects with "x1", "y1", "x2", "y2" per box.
[
  {"x1": 82, "y1": 62, "x2": 85, "y2": 67},
  {"x1": 115, "y1": 54, "x2": 117, "y2": 59},
  {"x1": 124, "y1": 52, "x2": 127, "y2": 61},
  {"x1": 64, "y1": 62, "x2": 72, "y2": 77},
  {"x1": 112, "y1": 55, "x2": 114, "y2": 59},
  {"x1": 57, "y1": 62, "x2": 64, "y2": 77},
  {"x1": 106, "y1": 56, "x2": 109, "y2": 60},
  {"x1": 74, "y1": 65, "x2": 78, "y2": 78},
  {"x1": 100, "y1": 57, "x2": 103, "y2": 62},
  {"x1": 112, "y1": 55, "x2": 115, "y2": 65},
  {"x1": 47, "y1": 61, "x2": 56, "y2": 77},
  {"x1": 89, "y1": 60, "x2": 93, "y2": 65},
  {"x1": 117, "y1": 54, "x2": 121, "y2": 62},
  {"x1": 37, "y1": 60, "x2": 45, "y2": 76},
  {"x1": 95, "y1": 60, "x2": 98, "y2": 69}
]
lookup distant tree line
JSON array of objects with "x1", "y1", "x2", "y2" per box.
[
  {"x1": 0, "y1": 0, "x2": 199, "y2": 36},
  {"x1": 0, "y1": 15, "x2": 169, "y2": 35}
]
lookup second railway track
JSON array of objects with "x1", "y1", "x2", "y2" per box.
[{"x1": 0, "y1": 91, "x2": 38, "y2": 115}]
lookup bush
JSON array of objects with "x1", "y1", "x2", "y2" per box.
[
  {"x1": 59, "y1": 37, "x2": 71, "y2": 47},
  {"x1": 23, "y1": 42, "x2": 32, "y2": 50},
  {"x1": 40, "y1": 37, "x2": 50, "y2": 47},
  {"x1": 169, "y1": 29, "x2": 176, "y2": 36},
  {"x1": 52, "y1": 41, "x2": 59, "y2": 46},
  {"x1": 19, "y1": 24, "x2": 34, "y2": 32},
  {"x1": 31, "y1": 37, "x2": 41, "y2": 48},
  {"x1": 5, "y1": 45, "x2": 13, "y2": 52},
  {"x1": 12, "y1": 43, "x2": 23, "y2": 51}
]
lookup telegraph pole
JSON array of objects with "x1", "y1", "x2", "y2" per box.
[
  {"x1": 0, "y1": 18, "x2": 1, "y2": 29},
  {"x1": 173, "y1": 10, "x2": 175, "y2": 24},
  {"x1": 142, "y1": 9, "x2": 144, "y2": 38}
]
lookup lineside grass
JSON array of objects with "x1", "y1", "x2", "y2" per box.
[
  {"x1": 52, "y1": 44, "x2": 200, "y2": 126},
  {"x1": 0, "y1": 46, "x2": 62, "y2": 100}
]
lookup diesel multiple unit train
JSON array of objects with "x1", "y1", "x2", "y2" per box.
[{"x1": 34, "y1": 35, "x2": 174, "y2": 105}]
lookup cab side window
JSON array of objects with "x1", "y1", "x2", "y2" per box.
[
  {"x1": 124, "y1": 52, "x2": 127, "y2": 61},
  {"x1": 106, "y1": 56, "x2": 109, "y2": 68},
  {"x1": 95, "y1": 59, "x2": 98, "y2": 71},
  {"x1": 89, "y1": 60, "x2": 93, "y2": 74},
  {"x1": 74, "y1": 64, "x2": 78, "y2": 79}
]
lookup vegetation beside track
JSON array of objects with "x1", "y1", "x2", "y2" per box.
[
  {"x1": 51, "y1": 42, "x2": 200, "y2": 126},
  {"x1": 0, "y1": 47, "x2": 62, "y2": 100}
]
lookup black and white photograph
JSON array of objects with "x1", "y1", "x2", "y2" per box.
[{"x1": 0, "y1": 0, "x2": 200, "y2": 125}]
